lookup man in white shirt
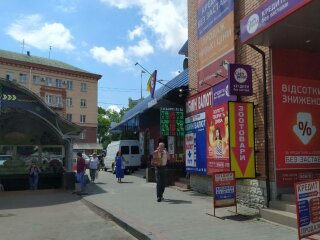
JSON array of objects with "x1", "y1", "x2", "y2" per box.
[
  {"x1": 88, "y1": 153, "x2": 99, "y2": 182},
  {"x1": 152, "y1": 142, "x2": 168, "y2": 202}
]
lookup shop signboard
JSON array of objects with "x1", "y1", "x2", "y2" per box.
[
  {"x1": 160, "y1": 107, "x2": 184, "y2": 137},
  {"x1": 228, "y1": 64, "x2": 253, "y2": 96},
  {"x1": 186, "y1": 88, "x2": 212, "y2": 116},
  {"x1": 274, "y1": 78, "x2": 320, "y2": 187},
  {"x1": 185, "y1": 112, "x2": 207, "y2": 174},
  {"x1": 229, "y1": 102, "x2": 255, "y2": 178},
  {"x1": 212, "y1": 79, "x2": 237, "y2": 106},
  {"x1": 240, "y1": 0, "x2": 313, "y2": 42},
  {"x1": 295, "y1": 179, "x2": 320, "y2": 239},
  {"x1": 206, "y1": 103, "x2": 230, "y2": 175},
  {"x1": 212, "y1": 171, "x2": 236, "y2": 216}
]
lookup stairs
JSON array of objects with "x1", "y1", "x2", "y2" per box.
[
  {"x1": 171, "y1": 178, "x2": 191, "y2": 192},
  {"x1": 259, "y1": 194, "x2": 298, "y2": 228}
]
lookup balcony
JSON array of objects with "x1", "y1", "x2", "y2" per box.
[{"x1": 46, "y1": 102, "x2": 64, "y2": 109}]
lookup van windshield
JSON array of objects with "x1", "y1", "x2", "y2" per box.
[
  {"x1": 131, "y1": 146, "x2": 139, "y2": 154},
  {"x1": 121, "y1": 146, "x2": 129, "y2": 155}
]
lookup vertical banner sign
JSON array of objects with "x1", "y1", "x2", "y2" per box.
[
  {"x1": 206, "y1": 103, "x2": 230, "y2": 175},
  {"x1": 160, "y1": 107, "x2": 184, "y2": 136},
  {"x1": 213, "y1": 171, "x2": 236, "y2": 216},
  {"x1": 295, "y1": 180, "x2": 320, "y2": 239},
  {"x1": 229, "y1": 64, "x2": 253, "y2": 96},
  {"x1": 168, "y1": 136, "x2": 175, "y2": 155},
  {"x1": 229, "y1": 102, "x2": 255, "y2": 178},
  {"x1": 212, "y1": 80, "x2": 237, "y2": 106},
  {"x1": 185, "y1": 112, "x2": 207, "y2": 174},
  {"x1": 274, "y1": 78, "x2": 320, "y2": 188}
]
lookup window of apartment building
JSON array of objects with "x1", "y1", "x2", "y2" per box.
[
  {"x1": 45, "y1": 95, "x2": 53, "y2": 104},
  {"x1": 80, "y1": 131, "x2": 86, "y2": 140},
  {"x1": 33, "y1": 75, "x2": 41, "y2": 85},
  {"x1": 19, "y1": 73, "x2": 27, "y2": 83},
  {"x1": 80, "y1": 82, "x2": 87, "y2": 92},
  {"x1": 56, "y1": 79, "x2": 62, "y2": 88},
  {"x1": 66, "y1": 80, "x2": 73, "y2": 90},
  {"x1": 80, "y1": 99, "x2": 87, "y2": 108},
  {"x1": 80, "y1": 114, "x2": 86, "y2": 123},
  {"x1": 66, "y1": 97, "x2": 73, "y2": 107},
  {"x1": 55, "y1": 96, "x2": 62, "y2": 106},
  {"x1": 46, "y1": 77, "x2": 52, "y2": 86},
  {"x1": 66, "y1": 114, "x2": 72, "y2": 121},
  {"x1": 6, "y1": 72, "x2": 14, "y2": 81}
]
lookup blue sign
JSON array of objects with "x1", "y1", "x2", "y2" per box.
[
  {"x1": 185, "y1": 112, "x2": 207, "y2": 174},
  {"x1": 212, "y1": 80, "x2": 237, "y2": 106},
  {"x1": 215, "y1": 185, "x2": 235, "y2": 200}
]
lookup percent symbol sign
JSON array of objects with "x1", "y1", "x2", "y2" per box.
[{"x1": 298, "y1": 121, "x2": 312, "y2": 136}]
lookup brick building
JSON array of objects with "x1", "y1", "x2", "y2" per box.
[{"x1": 187, "y1": 0, "x2": 320, "y2": 208}]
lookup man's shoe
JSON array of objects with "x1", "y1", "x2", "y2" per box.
[{"x1": 157, "y1": 198, "x2": 161, "y2": 202}]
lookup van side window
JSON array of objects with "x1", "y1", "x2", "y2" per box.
[
  {"x1": 121, "y1": 146, "x2": 129, "y2": 155},
  {"x1": 131, "y1": 146, "x2": 139, "y2": 154}
]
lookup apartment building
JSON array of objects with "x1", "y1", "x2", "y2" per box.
[{"x1": 0, "y1": 49, "x2": 102, "y2": 147}]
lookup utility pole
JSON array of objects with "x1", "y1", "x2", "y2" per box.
[{"x1": 140, "y1": 70, "x2": 145, "y2": 99}]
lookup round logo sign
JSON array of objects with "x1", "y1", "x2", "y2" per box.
[
  {"x1": 234, "y1": 68, "x2": 248, "y2": 84},
  {"x1": 246, "y1": 14, "x2": 259, "y2": 34}
]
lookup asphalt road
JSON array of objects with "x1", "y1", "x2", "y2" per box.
[{"x1": 0, "y1": 190, "x2": 136, "y2": 240}]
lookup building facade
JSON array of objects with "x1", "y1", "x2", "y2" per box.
[
  {"x1": 0, "y1": 50, "x2": 102, "y2": 147},
  {"x1": 187, "y1": 0, "x2": 320, "y2": 208}
]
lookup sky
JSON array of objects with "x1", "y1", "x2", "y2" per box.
[{"x1": 0, "y1": 0, "x2": 188, "y2": 112}]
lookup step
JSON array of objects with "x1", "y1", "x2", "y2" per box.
[
  {"x1": 269, "y1": 200, "x2": 297, "y2": 214},
  {"x1": 177, "y1": 177, "x2": 190, "y2": 184},
  {"x1": 281, "y1": 194, "x2": 295, "y2": 203},
  {"x1": 259, "y1": 208, "x2": 297, "y2": 228}
]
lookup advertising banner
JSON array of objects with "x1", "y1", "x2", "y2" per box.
[
  {"x1": 186, "y1": 88, "x2": 212, "y2": 116},
  {"x1": 212, "y1": 79, "x2": 237, "y2": 106},
  {"x1": 229, "y1": 64, "x2": 253, "y2": 96},
  {"x1": 206, "y1": 103, "x2": 230, "y2": 175},
  {"x1": 213, "y1": 171, "x2": 236, "y2": 211},
  {"x1": 168, "y1": 136, "x2": 174, "y2": 155},
  {"x1": 295, "y1": 179, "x2": 320, "y2": 239},
  {"x1": 229, "y1": 102, "x2": 255, "y2": 178},
  {"x1": 185, "y1": 112, "x2": 207, "y2": 174},
  {"x1": 274, "y1": 77, "x2": 320, "y2": 187},
  {"x1": 240, "y1": 0, "x2": 312, "y2": 42},
  {"x1": 197, "y1": 0, "x2": 234, "y2": 39}
]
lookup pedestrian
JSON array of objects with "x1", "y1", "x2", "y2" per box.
[
  {"x1": 88, "y1": 153, "x2": 99, "y2": 182},
  {"x1": 27, "y1": 161, "x2": 41, "y2": 190},
  {"x1": 76, "y1": 152, "x2": 86, "y2": 192},
  {"x1": 115, "y1": 151, "x2": 125, "y2": 183},
  {"x1": 151, "y1": 142, "x2": 168, "y2": 202}
]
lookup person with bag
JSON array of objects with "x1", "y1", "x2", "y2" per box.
[
  {"x1": 151, "y1": 142, "x2": 168, "y2": 202},
  {"x1": 76, "y1": 152, "x2": 86, "y2": 192},
  {"x1": 27, "y1": 161, "x2": 41, "y2": 190},
  {"x1": 88, "y1": 153, "x2": 99, "y2": 183},
  {"x1": 115, "y1": 151, "x2": 125, "y2": 183}
]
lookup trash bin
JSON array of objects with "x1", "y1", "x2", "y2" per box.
[{"x1": 63, "y1": 172, "x2": 75, "y2": 190}]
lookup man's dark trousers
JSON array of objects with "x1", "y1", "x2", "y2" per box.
[{"x1": 155, "y1": 166, "x2": 166, "y2": 199}]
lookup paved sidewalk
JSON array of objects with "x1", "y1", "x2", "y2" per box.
[{"x1": 82, "y1": 170, "x2": 298, "y2": 240}]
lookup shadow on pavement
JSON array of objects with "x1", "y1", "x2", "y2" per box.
[{"x1": 162, "y1": 198, "x2": 192, "y2": 204}]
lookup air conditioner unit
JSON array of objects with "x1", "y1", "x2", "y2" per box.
[
  {"x1": 62, "y1": 81, "x2": 67, "y2": 85},
  {"x1": 41, "y1": 77, "x2": 45, "y2": 82}
]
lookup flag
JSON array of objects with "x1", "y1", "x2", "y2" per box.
[{"x1": 146, "y1": 70, "x2": 157, "y2": 98}]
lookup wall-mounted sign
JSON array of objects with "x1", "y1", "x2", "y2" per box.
[
  {"x1": 240, "y1": 0, "x2": 312, "y2": 42},
  {"x1": 185, "y1": 112, "x2": 207, "y2": 174},
  {"x1": 229, "y1": 102, "x2": 255, "y2": 178},
  {"x1": 295, "y1": 179, "x2": 320, "y2": 239},
  {"x1": 229, "y1": 64, "x2": 253, "y2": 96},
  {"x1": 212, "y1": 80, "x2": 237, "y2": 106},
  {"x1": 186, "y1": 87, "x2": 212, "y2": 116},
  {"x1": 160, "y1": 107, "x2": 184, "y2": 136}
]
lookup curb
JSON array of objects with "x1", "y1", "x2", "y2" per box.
[{"x1": 81, "y1": 198, "x2": 151, "y2": 240}]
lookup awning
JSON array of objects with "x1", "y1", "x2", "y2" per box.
[
  {"x1": 73, "y1": 143, "x2": 103, "y2": 150},
  {"x1": 110, "y1": 69, "x2": 188, "y2": 132},
  {"x1": 240, "y1": 0, "x2": 320, "y2": 52}
]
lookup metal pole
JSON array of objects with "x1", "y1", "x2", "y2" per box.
[{"x1": 141, "y1": 70, "x2": 145, "y2": 99}]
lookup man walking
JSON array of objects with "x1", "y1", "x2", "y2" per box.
[
  {"x1": 88, "y1": 153, "x2": 99, "y2": 182},
  {"x1": 152, "y1": 142, "x2": 168, "y2": 202},
  {"x1": 76, "y1": 152, "x2": 86, "y2": 192}
]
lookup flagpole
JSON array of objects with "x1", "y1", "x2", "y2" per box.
[{"x1": 135, "y1": 62, "x2": 152, "y2": 76}]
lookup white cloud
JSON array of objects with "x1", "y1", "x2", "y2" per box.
[
  {"x1": 90, "y1": 46, "x2": 129, "y2": 66},
  {"x1": 57, "y1": 0, "x2": 78, "y2": 13},
  {"x1": 107, "y1": 105, "x2": 121, "y2": 112},
  {"x1": 100, "y1": 0, "x2": 187, "y2": 52},
  {"x1": 6, "y1": 14, "x2": 75, "y2": 51},
  {"x1": 128, "y1": 26, "x2": 144, "y2": 40},
  {"x1": 128, "y1": 38, "x2": 154, "y2": 58}
]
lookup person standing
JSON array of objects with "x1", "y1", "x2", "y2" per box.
[
  {"x1": 152, "y1": 142, "x2": 168, "y2": 202},
  {"x1": 115, "y1": 151, "x2": 125, "y2": 183},
  {"x1": 76, "y1": 152, "x2": 86, "y2": 192},
  {"x1": 88, "y1": 153, "x2": 99, "y2": 182},
  {"x1": 27, "y1": 161, "x2": 41, "y2": 190}
]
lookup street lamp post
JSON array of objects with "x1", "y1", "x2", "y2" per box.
[{"x1": 140, "y1": 70, "x2": 145, "y2": 99}]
